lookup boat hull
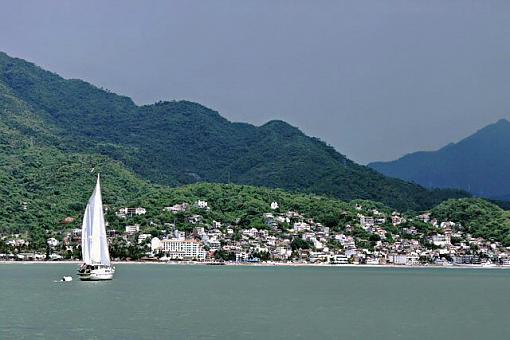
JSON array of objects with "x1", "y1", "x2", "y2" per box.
[{"x1": 78, "y1": 267, "x2": 115, "y2": 281}]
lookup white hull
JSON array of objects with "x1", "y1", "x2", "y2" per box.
[{"x1": 78, "y1": 266, "x2": 115, "y2": 281}]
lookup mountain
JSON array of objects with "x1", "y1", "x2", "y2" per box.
[
  {"x1": 0, "y1": 84, "x2": 357, "y2": 235},
  {"x1": 369, "y1": 119, "x2": 510, "y2": 200},
  {"x1": 0, "y1": 94, "x2": 386, "y2": 238},
  {"x1": 0, "y1": 51, "x2": 468, "y2": 212}
]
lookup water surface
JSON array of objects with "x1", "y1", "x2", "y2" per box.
[{"x1": 1, "y1": 264, "x2": 509, "y2": 339}]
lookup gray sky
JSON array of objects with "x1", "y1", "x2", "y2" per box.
[{"x1": 1, "y1": 0, "x2": 510, "y2": 164}]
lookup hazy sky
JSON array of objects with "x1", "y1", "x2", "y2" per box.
[{"x1": 1, "y1": 1, "x2": 510, "y2": 164}]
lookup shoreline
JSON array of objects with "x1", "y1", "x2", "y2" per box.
[{"x1": 1, "y1": 260, "x2": 509, "y2": 270}]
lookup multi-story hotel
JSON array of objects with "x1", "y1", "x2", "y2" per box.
[{"x1": 159, "y1": 239, "x2": 207, "y2": 260}]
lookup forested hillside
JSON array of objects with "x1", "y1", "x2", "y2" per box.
[
  {"x1": 0, "y1": 51, "x2": 468, "y2": 212},
  {"x1": 431, "y1": 198, "x2": 510, "y2": 244}
]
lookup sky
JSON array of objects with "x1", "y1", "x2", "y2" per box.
[{"x1": 1, "y1": 0, "x2": 510, "y2": 164}]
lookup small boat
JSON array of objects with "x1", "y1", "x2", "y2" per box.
[
  {"x1": 54, "y1": 276, "x2": 73, "y2": 282},
  {"x1": 77, "y1": 175, "x2": 115, "y2": 281}
]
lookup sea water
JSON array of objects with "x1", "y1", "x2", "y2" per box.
[{"x1": 1, "y1": 264, "x2": 509, "y2": 339}]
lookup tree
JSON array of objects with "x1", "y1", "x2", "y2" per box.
[{"x1": 291, "y1": 238, "x2": 312, "y2": 251}]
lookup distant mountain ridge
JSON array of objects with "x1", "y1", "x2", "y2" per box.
[
  {"x1": 369, "y1": 119, "x2": 510, "y2": 200},
  {"x1": 0, "y1": 51, "x2": 468, "y2": 211}
]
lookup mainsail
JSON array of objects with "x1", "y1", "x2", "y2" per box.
[{"x1": 81, "y1": 175, "x2": 111, "y2": 266}]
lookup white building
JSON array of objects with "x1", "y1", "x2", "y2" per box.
[
  {"x1": 6, "y1": 238, "x2": 28, "y2": 247},
  {"x1": 235, "y1": 252, "x2": 250, "y2": 262},
  {"x1": 345, "y1": 248, "x2": 358, "y2": 258},
  {"x1": 49, "y1": 253, "x2": 63, "y2": 261},
  {"x1": 242, "y1": 228, "x2": 259, "y2": 238},
  {"x1": 387, "y1": 254, "x2": 419, "y2": 266},
  {"x1": 391, "y1": 214, "x2": 403, "y2": 225},
  {"x1": 271, "y1": 201, "x2": 279, "y2": 210},
  {"x1": 159, "y1": 239, "x2": 207, "y2": 260},
  {"x1": 163, "y1": 203, "x2": 190, "y2": 214},
  {"x1": 117, "y1": 207, "x2": 146, "y2": 218},
  {"x1": 335, "y1": 234, "x2": 356, "y2": 249},
  {"x1": 194, "y1": 227, "x2": 206, "y2": 236},
  {"x1": 293, "y1": 222, "x2": 311, "y2": 232},
  {"x1": 273, "y1": 246, "x2": 292, "y2": 260},
  {"x1": 125, "y1": 224, "x2": 140, "y2": 234},
  {"x1": 440, "y1": 221, "x2": 456, "y2": 229},
  {"x1": 331, "y1": 254, "x2": 349, "y2": 264},
  {"x1": 266, "y1": 236, "x2": 277, "y2": 246},
  {"x1": 47, "y1": 237, "x2": 59, "y2": 247},
  {"x1": 387, "y1": 254, "x2": 407, "y2": 265},
  {"x1": 206, "y1": 238, "x2": 221, "y2": 251},
  {"x1": 360, "y1": 215, "x2": 375, "y2": 227},
  {"x1": 196, "y1": 200, "x2": 209, "y2": 209},
  {"x1": 431, "y1": 234, "x2": 450, "y2": 247},
  {"x1": 418, "y1": 213, "x2": 431, "y2": 223},
  {"x1": 173, "y1": 230, "x2": 185, "y2": 240}
]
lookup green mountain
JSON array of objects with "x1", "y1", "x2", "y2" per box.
[
  {"x1": 0, "y1": 51, "x2": 468, "y2": 213},
  {"x1": 369, "y1": 119, "x2": 510, "y2": 201},
  {"x1": 0, "y1": 90, "x2": 375, "y2": 238}
]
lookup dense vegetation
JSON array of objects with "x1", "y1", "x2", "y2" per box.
[
  {"x1": 0, "y1": 81, "x2": 371, "y2": 237},
  {"x1": 431, "y1": 198, "x2": 510, "y2": 245},
  {"x1": 139, "y1": 183, "x2": 365, "y2": 230},
  {"x1": 0, "y1": 51, "x2": 469, "y2": 211},
  {"x1": 6, "y1": 51, "x2": 510, "y2": 248},
  {"x1": 369, "y1": 119, "x2": 510, "y2": 201},
  {"x1": 0, "y1": 82, "x2": 151, "y2": 233}
]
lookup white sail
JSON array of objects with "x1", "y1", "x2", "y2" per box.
[{"x1": 81, "y1": 175, "x2": 111, "y2": 266}]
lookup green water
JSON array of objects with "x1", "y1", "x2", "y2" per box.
[{"x1": 1, "y1": 264, "x2": 509, "y2": 339}]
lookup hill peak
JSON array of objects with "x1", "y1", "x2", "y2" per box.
[
  {"x1": 478, "y1": 118, "x2": 510, "y2": 132},
  {"x1": 461, "y1": 118, "x2": 510, "y2": 145},
  {"x1": 495, "y1": 118, "x2": 510, "y2": 126},
  {"x1": 369, "y1": 118, "x2": 510, "y2": 200},
  {"x1": 260, "y1": 120, "x2": 300, "y2": 133}
]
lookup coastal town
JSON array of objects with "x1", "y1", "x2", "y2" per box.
[{"x1": 1, "y1": 199, "x2": 509, "y2": 267}]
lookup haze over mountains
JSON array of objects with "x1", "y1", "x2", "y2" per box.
[
  {"x1": 370, "y1": 119, "x2": 510, "y2": 201},
  {"x1": 0, "y1": 51, "x2": 468, "y2": 215}
]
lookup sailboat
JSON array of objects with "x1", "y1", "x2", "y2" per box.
[{"x1": 77, "y1": 175, "x2": 115, "y2": 281}]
